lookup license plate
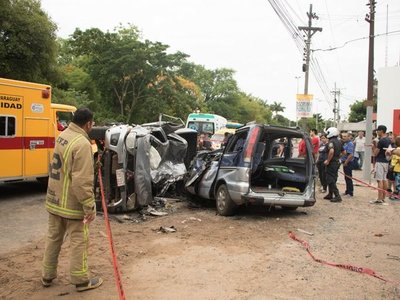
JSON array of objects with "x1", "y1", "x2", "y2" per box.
[{"x1": 116, "y1": 169, "x2": 125, "y2": 187}]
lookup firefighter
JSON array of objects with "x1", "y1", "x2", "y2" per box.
[
  {"x1": 323, "y1": 127, "x2": 343, "y2": 203},
  {"x1": 41, "y1": 108, "x2": 103, "y2": 292}
]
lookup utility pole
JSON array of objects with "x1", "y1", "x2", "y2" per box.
[
  {"x1": 331, "y1": 83, "x2": 341, "y2": 127},
  {"x1": 363, "y1": 0, "x2": 376, "y2": 181},
  {"x1": 298, "y1": 4, "x2": 322, "y2": 95}
]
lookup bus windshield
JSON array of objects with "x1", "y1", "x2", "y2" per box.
[{"x1": 187, "y1": 121, "x2": 215, "y2": 134}]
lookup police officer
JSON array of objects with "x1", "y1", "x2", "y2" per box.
[{"x1": 323, "y1": 127, "x2": 343, "y2": 203}]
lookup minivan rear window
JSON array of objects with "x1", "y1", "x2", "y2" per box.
[{"x1": 226, "y1": 130, "x2": 248, "y2": 153}]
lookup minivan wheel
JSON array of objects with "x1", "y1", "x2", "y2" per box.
[{"x1": 216, "y1": 184, "x2": 236, "y2": 216}]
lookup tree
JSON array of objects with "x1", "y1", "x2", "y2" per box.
[
  {"x1": 348, "y1": 100, "x2": 366, "y2": 122},
  {"x1": 270, "y1": 114, "x2": 291, "y2": 127},
  {"x1": 179, "y1": 63, "x2": 239, "y2": 103},
  {"x1": 66, "y1": 26, "x2": 201, "y2": 123},
  {"x1": 348, "y1": 100, "x2": 377, "y2": 122},
  {"x1": 52, "y1": 87, "x2": 92, "y2": 109},
  {"x1": 0, "y1": 0, "x2": 59, "y2": 83},
  {"x1": 207, "y1": 93, "x2": 272, "y2": 124},
  {"x1": 269, "y1": 101, "x2": 286, "y2": 117},
  {"x1": 314, "y1": 113, "x2": 324, "y2": 131},
  {"x1": 240, "y1": 96, "x2": 272, "y2": 124}
]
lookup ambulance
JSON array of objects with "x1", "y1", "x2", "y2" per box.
[
  {"x1": 185, "y1": 113, "x2": 227, "y2": 135},
  {"x1": 0, "y1": 78, "x2": 76, "y2": 183}
]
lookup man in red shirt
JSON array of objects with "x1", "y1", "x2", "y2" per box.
[
  {"x1": 310, "y1": 128, "x2": 320, "y2": 161},
  {"x1": 56, "y1": 115, "x2": 65, "y2": 131},
  {"x1": 298, "y1": 139, "x2": 306, "y2": 157}
]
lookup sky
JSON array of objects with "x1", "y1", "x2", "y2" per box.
[{"x1": 40, "y1": 0, "x2": 400, "y2": 121}]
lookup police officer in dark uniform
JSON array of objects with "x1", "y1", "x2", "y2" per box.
[{"x1": 323, "y1": 127, "x2": 343, "y2": 202}]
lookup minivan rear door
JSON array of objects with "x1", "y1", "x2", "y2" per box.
[{"x1": 214, "y1": 127, "x2": 257, "y2": 202}]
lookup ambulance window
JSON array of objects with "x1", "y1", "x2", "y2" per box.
[
  {"x1": 0, "y1": 116, "x2": 16, "y2": 137},
  {"x1": 57, "y1": 111, "x2": 73, "y2": 128}
]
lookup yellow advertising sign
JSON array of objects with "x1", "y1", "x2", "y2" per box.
[{"x1": 296, "y1": 94, "x2": 313, "y2": 118}]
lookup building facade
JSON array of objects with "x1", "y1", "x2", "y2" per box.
[{"x1": 377, "y1": 66, "x2": 400, "y2": 134}]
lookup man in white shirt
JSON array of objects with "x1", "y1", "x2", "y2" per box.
[{"x1": 354, "y1": 131, "x2": 366, "y2": 170}]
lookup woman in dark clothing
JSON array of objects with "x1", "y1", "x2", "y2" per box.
[{"x1": 317, "y1": 134, "x2": 328, "y2": 192}]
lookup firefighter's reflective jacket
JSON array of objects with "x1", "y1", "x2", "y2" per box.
[{"x1": 45, "y1": 122, "x2": 95, "y2": 219}]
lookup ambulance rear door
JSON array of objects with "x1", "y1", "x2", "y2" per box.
[{"x1": 23, "y1": 116, "x2": 51, "y2": 177}]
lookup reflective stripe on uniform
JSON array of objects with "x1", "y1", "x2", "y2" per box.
[
  {"x1": 71, "y1": 269, "x2": 88, "y2": 276},
  {"x1": 61, "y1": 135, "x2": 84, "y2": 208},
  {"x1": 45, "y1": 202, "x2": 85, "y2": 218},
  {"x1": 71, "y1": 223, "x2": 89, "y2": 277},
  {"x1": 81, "y1": 197, "x2": 94, "y2": 206},
  {"x1": 42, "y1": 262, "x2": 57, "y2": 270},
  {"x1": 83, "y1": 223, "x2": 88, "y2": 274}
]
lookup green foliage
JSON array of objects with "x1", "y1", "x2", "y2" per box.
[
  {"x1": 52, "y1": 87, "x2": 93, "y2": 109},
  {"x1": 237, "y1": 95, "x2": 272, "y2": 124},
  {"x1": 269, "y1": 101, "x2": 286, "y2": 116},
  {"x1": 207, "y1": 93, "x2": 272, "y2": 124},
  {"x1": 179, "y1": 63, "x2": 238, "y2": 103},
  {"x1": 0, "y1": 0, "x2": 59, "y2": 83},
  {"x1": 297, "y1": 114, "x2": 329, "y2": 133},
  {"x1": 348, "y1": 100, "x2": 366, "y2": 122},
  {"x1": 348, "y1": 100, "x2": 376, "y2": 123},
  {"x1": 2, "y1": 11, "x2": 295, "y2": 127},
  {"x1": 65, "y1": 26, "x2": 199, "y2": 123},
  {"x1": 270, "y1": 114, "x2": 291, "y2": 127}
]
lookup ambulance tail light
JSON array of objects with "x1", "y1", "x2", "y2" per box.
[{"x1": 42, "y1": 88, "x2": 50, "y2": 99}]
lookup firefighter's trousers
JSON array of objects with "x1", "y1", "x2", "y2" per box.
[{"x1": 42, "y1": 213, "x2": 89, "y2": 285}]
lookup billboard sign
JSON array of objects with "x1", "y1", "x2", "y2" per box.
[{"x1": 296, "y1": 94, "x2": 313, "y2": 118}]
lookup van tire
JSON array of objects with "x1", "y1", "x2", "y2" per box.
[{"x1": 216, "y1": 184, "x2": 236, "y2": 216}]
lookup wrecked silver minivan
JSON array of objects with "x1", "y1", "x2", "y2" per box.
[
  {"x1": 185, "y1": 124, "x2": 316, "y2": 216},
  {"x1": 92, "y1": 121, "x2": 197, "y2": 213}
]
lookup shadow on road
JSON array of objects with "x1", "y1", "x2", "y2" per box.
[
  {"x1": 185, "y1": 194, "x2": 311, "y2": 220},
  {"x1": 0, "y1": 180, "x2": 47, "y2": 201}
]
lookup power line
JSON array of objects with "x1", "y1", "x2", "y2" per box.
[
  {"x1": 323, "y1": 0, "x2": 345, "y2": 96},
  {"x1": 267, "y1": 0, "x2": 333, "y2": 110},
  {"x1": 312, "y1": 29, "x2": 400, "y2": 52}
]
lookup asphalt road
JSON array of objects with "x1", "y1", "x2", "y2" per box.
[{"x1": 0, "y1": 180, "x2": 48, "y2": 255}]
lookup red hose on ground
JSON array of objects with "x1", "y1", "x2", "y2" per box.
[
  {"x1": 289, "y1": 232, "x2": 399, "y2": 285},
  {"x1": 97, "y1": 157, "x2": 126, "y2": 300}
]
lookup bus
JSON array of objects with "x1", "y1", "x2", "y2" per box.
[
  {"x1": 185, "y1": 113, "x2": 227, "y2": 135},
  {"x1": 225, "y1": 121, "x2": 243, "y2": 129},
  {"x1": 0, "y1": 78, "x2": 76, "y2": 183}
]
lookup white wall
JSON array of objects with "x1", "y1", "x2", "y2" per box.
[{"x1": 377, "y1": 66, "x2": 400, "y2": 132}]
